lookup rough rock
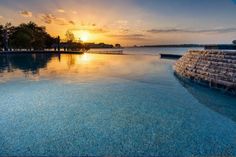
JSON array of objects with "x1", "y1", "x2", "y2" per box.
[{"x1": 174, "y1": 50, "x2": 236, "y2": 95}]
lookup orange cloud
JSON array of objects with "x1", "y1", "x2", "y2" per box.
[
  {"x1": 39, "y1": 13, "x2": 55, "y2": 24},
  {"x1": 39, "y1": 13, "x2": 75, "y2": 26},
  {"x1": 107, "y1": 34, "x2": 146, "y2": 40},
  {"x1": 20, "y1": 11, "x2": 32, "y2": 17},
  {"x1": 57, "y1": 9, "x2": 65, "y2": 13},
  {"x1": 68, "y1": 20, "x2": 75, "y2": 25},
  {"x1": 69, "y1": 28, "x2": 108, "y2": 34}
]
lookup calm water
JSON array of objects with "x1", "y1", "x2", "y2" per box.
[
  {"x1": 90, "y1": 47, "x2": 204, "y2": 55},
  {"x1": 0, "y1": 50, "x2": 236, "y2": 156}
]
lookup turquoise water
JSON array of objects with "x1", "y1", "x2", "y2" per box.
[{"x1": 0, "y1": 52, "x2": 236, "y2": 156}]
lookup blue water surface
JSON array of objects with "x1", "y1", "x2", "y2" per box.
[{"x1": 0, "y1": 52, "x2": 235, "y2": 156}]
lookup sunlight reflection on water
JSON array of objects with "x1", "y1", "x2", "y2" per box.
[
  {"x1": 0, "y1": 53, "x2": 236, "y2": 156},
  {"x1": 0, "y1": 53, "x2": 168, "y2": 83}
]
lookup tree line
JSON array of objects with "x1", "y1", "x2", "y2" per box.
[{"x1": 0, "y1": 22, "x2": 87, "y2": 51}]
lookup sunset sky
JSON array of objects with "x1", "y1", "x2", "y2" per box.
[{"x1": 0, "y1": 0, "x2": 236, "y2": 46}]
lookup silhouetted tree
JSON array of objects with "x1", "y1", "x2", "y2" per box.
[
  {"x1": 233, "y1": 40, "x2": 236, "y2": 44},
  {"x1": 10, "y1": 30, "x2": 32, "y2": 50},
  {"x1": 65, "y1": 30, "x2": 75, "y2": 42},
  {"x1": 45, "y1": 34, "x2": 57, "y2": 49},
  {"x1": 62, "y1": 30, "x2": 87, "y2": 51},
  {"x1": 1, "y1": 22, "x2": 87, "y2": 51},
  {"x1": 1, "y1": 23, "x2": 15, "y2": 51},
  {"x1": 115, "y1": 44, "x2": 121, "y2": 48},
  {"x1": 0, "y1": 25, "x2": 3, "y2": 50},
  {"x1": 9, "y1": 22, "x2": 56, "y2": 50}
]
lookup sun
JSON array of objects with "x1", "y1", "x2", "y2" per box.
[
  {"x1": 73, "y1": 30, "x2": 92, "y2": 42},
  {"x1": 80, "y1": 31, "x2": 90, "y2": 42}
]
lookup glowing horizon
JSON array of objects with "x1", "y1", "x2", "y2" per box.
[{"x1": 0, "y1": 0, "x2": 236, "y2": 46}]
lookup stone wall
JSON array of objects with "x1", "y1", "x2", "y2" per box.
[{"x1": 174, "y1": 50, "x2": 236, "y2": 95}]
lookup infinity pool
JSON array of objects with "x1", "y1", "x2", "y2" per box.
[{"x1": 0, "y1": 53, "x2": 236, "y2": 156}]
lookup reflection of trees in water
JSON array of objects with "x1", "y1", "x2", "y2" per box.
[
  {"x1": 176, "y1": 76, "x2": 236, "y2": 122},
  {"x1": 0, "y1": 55, "x2": 11, "y2": 72},
  {"x1": 66, "y1": 54, "x2": 76, "y2": 68},
  {"x1": 0, "y1": 54, "x2": 54, "y2": 74}
]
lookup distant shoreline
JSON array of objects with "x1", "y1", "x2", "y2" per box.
[
  {"x1": 128, "y1": 44, "x2": 236, "y2": 50},
  {"x1": 139, "y1": 44, "x2": 204, "y2": 48}
]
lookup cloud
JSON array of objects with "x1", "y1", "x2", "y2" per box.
[
  {"x1": 54, "y1": 18, "x2": 67, "y2": 25},
  {"x1": 147, "y1": 28, "x2": 236, "y2": 34},
  {"x1": 39, "y1": 13, "x2": 75, "y2": 25},
  {"x1": 20, "y1": 11, "x2": 32, "y2": 17},
  {"x1": 90, "y1": 28, "x2": 108, "y2": 33},
  {"x1": 68, "y1": 20, "x2": 75, "y2": 25},
  {"x1": 57, "y1": 9, "x2": 65, "y2": 13},
  {"x1": 115, "y1": 20, "x2": 129, "y2": 29},
  {"x1": 119, "y1": 29, "x2": 129, "y2": 33},
  {"x1": 39, "y1": 13, "x2": 55, "y2": 24},
  {"x1": 69, "y1": 28, "x2": 108, "y2": 34},
  {"x1": 107, "y1": 34, "x2": 146, "y2": 40}
]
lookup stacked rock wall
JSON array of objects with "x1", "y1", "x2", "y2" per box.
[{"x1": 174, "y1": 50, "x2": 236, "y2": 95}]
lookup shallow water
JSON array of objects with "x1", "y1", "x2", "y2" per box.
[{"x1": 0, "y1": 53, "x2": 236, "y2": 156}]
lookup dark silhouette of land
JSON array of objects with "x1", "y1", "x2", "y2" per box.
[
  {"x1": 140, "y1": 44, "x2": 204, "y2": 48},
  {"x1": 139, "y1": 42, "x2": 236, "y2": 50},
  {"x1": 0, "y1": 22, "x2": 63, "y2": 51},
  {"x1": 0, "y1": 22, "x2": 119, "y2": 53}
]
